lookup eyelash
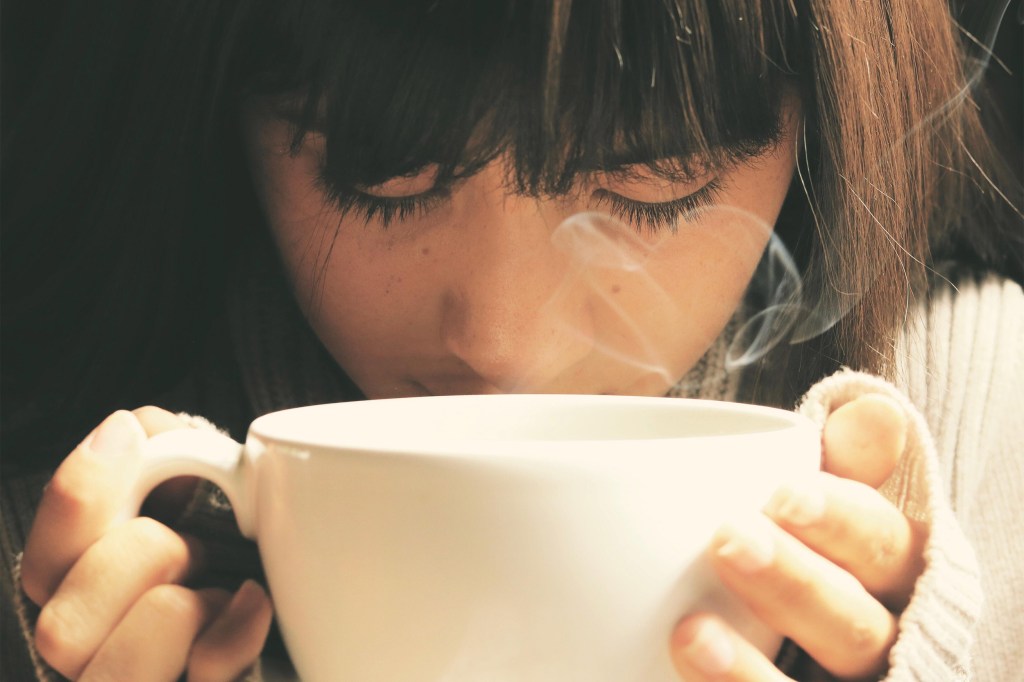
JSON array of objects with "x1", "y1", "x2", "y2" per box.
[
  {"x1": 591, "y1": 179, "x2": 723, "y2": 234},
  {"x1": 316, "y1": 173, "x2": 453, "y2": 228},
  {"x1": 318, "y1": 172, "x2": 723, "y2": 233}
]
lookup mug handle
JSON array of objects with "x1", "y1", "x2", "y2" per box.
[{"x1": 123, "y1": 428, "x2": 258, "y2": 539}]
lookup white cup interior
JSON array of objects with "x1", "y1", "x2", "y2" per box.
[{"x1": 250, "y1": 394, "x2": 801, "y2": 452}]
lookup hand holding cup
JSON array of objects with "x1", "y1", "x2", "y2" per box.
[
  {"x1": 21, "y1": 408, "x2": 272, "y2": 682},
  {"x1": 670, "y1": 395, "x2": 926, "y2": 682}
]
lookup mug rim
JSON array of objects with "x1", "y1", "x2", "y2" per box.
[{"x1": 247, "y1": 394, "x2": 818, "y2": 459}]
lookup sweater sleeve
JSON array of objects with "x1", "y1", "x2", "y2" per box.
[
  {"x1": 1, "y1": 471, "x2": 62, "y2": 682},
  {"x1": 790, "y1": 272, "x2": 1023, "y2": 681},
  {"x1": 894, "y1": 272, "x2": 1024, "y2": 681},
  {"x1": 798, "y1": 369, "x2": 984, "y2": 680}
]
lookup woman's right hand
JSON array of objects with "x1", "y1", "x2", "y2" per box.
[{"x1": 20, "y1": 408, "x2": 273, "y2": 682}]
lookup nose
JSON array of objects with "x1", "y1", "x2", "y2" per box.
[{"x1": 440, "y1": 194, "x2": 593, "y2": 392}]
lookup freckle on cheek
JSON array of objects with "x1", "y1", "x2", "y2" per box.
[
  {"x1": 611, "y1": 284, "x2": 621, "y2": 294},
  {"x1": 421, "y1": 247, "x2": 430, "y2": 256},
  {"x1": 384, "y1": 274, "x2": 403, "y2": 296}
]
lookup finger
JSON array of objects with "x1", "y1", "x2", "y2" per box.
[
  {"x1": 79, "y1": 586, "x2": 231, "y2": 682},
  {"x1": 33, "y1": 517, "x2": 203, "y2": 680},
  {"x1": 822, "y1": 394, "x2": 907, "y2": 488},
  {"x1": 764, "y1": 472, "x2": 928, "y2": 611},
  {"x1": 22, "y1": 411, "x2": 148, "y2": 605},
  {"x1": 132, "y1": 406, "x2": 200, "y2": 519},
  {"x1": 188, "y1": 581, "x2": 274, "y2": 682},
  {"x1": 670, "y1": 612, "x2": 793, "y2": 682},
  {"x1": 132, "y1": 405, "x2": 188, "y2": 437},
  {"x1": 710, "y1": 514, "x2": 897, "y2": 680}
]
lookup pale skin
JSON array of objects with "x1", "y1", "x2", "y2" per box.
[{"x1": 21, "y1": 98, "x2": 929, "y2": 680}]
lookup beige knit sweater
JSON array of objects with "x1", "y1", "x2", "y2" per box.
[
  {"x1": 1, "y1": 272, "x2": 1021, "y2": 681},
  {"x1": 892, "y1": 273, "x2": 1024, "y2": 681}
]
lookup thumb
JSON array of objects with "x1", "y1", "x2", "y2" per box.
[{"x1": 821, "y1": 394, "x2": 907, "y2": 488}]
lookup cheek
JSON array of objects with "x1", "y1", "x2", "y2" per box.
[
  {"x1": 257, "y1": 166, "x2": 333, "y2": 263},
  {"x1": 249, "y1": 169, "x2": 409, "y2": 358},
  {"x1": 609, "y1": 156, "x2": 794, "y2": 365},
  {"x1": 633, "y1": 222, "x2": 770, "y2": 337},
  {"x1": 280, "y1": 217, "x2": 446, "y2": 373}
]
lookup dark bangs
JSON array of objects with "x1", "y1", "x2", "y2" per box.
[{"x1": 238, "y1": 0, "x2": 799, "y2": 193}]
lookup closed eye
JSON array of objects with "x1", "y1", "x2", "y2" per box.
[
  {"x1": 315, "y1": 167, "x2": 724, "y2": 233},
  {"x1": 591, "y1": 178, "x2": 724, "y2": 233}
]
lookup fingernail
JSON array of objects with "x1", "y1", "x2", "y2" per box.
[
  {"x1": 677, "y1": 618, "x2": 736, "y2": 675},
  {"x1": 88, "y1": 410, "x2": 145, "y2": 456},
  {"x1": 715, "y1": 517, "x2": 775, "y2": 572},
  {"x1": 764, "y1": 478, "x2": 826, "y2": 526}
]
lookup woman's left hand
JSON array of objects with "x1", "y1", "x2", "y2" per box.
[{"x1": 670, "y1": 394, "x2": 929, "y2": 681}]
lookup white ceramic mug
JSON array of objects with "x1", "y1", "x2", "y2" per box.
[{"x1": 131, "y1": 394, "x2": 819, "y2": 682}]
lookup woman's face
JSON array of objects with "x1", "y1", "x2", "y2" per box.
[{"x1": 242, "y1": 101, "x2": 799, "y2": 399}]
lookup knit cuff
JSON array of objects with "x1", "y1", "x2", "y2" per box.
[
  {"x1": 798, "y1": 369, "x2": 982, "y2": 681},
  {"x1": 10, "y1": 554, "x2": 62, "y2": 681}
]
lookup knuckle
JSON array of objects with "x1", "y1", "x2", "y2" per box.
[
  {"x1": 100, "y1": 518, "x2": 197, "y2": 591},
  {"x1": 34, "y1": 603, "x2": 88, "y2": 679},
  {"x1": 42, "y1": 466, "x2": 99, "y2": 519},
  {"x1": 867, "y1": 526, "x2": 901, "y2": 569},
  {"x1": 835, "y1": 617, "x2": 890, "y2": 677},
  {"x1": 126, "y1": 515, "x2": 174, "y2": 543},
  {"x1": 123, "y1": 517, "x2": 191, "y2": 573},
  {"x1": 138, "y1": 584, "x2": 200, "y2": 623},
  {"x1": 772, "y1": 566, "x2": 818, "y2": 606},
  {"x1": 19, "y1": 560, "x2": 53, "y2": 607},
  {"x1": 846, "y1": 618, "x2": 882, "y2": 653}
]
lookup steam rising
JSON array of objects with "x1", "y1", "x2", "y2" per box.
[
  {"x1": 538, "y1": 207, "x2": 841, "y2": 390},
  {"x1": 521, "y1": 7, "x2": 1012, "y2": 392},
  {"x1": 546, "y1": 212, "x2": 683, "y2": 388}
]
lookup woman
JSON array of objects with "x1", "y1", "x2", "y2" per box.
[{"x1": 2, "y1": 0, "x2": 1021, "y2": 680}]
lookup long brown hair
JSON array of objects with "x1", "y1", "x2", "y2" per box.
[
  {"x1": 750, "y1": 0, "x2": 1021, "y2": 403},
  {"x1": 2, "y1": 0, "x2": 1020, "y2": 468}
]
